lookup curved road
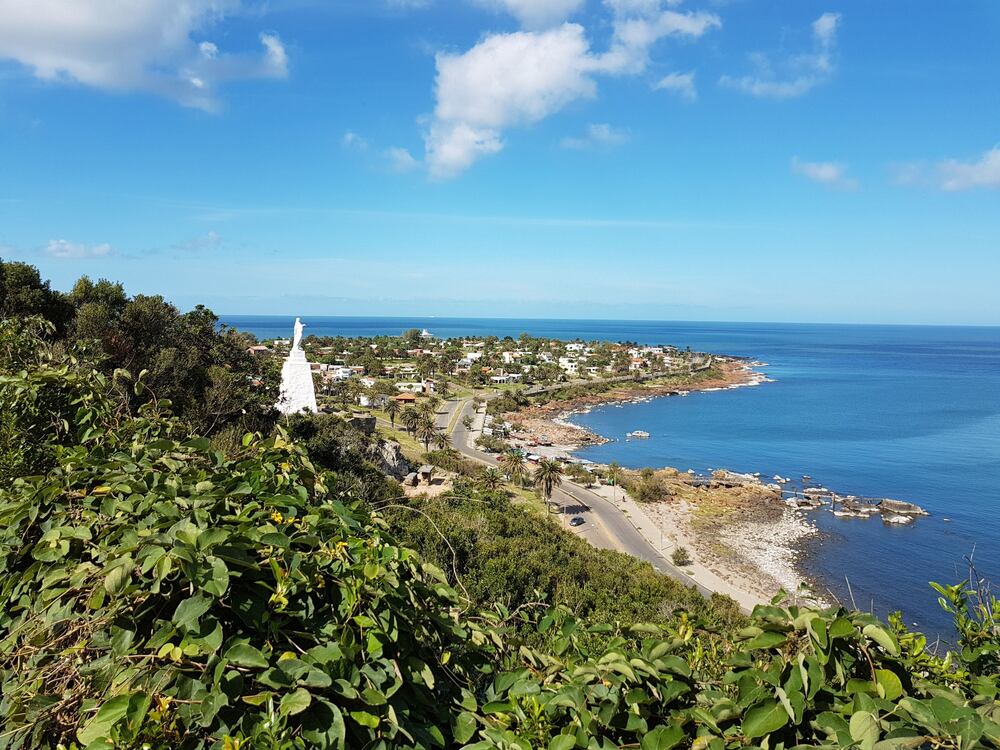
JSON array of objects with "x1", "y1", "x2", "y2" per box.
[{"x1": 445, "y1": 397, "x2": 715, "y2": 600}]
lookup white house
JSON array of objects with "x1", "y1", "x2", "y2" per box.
[{"x1": 558, "y1": 357, "x2": 579, "y2": 375}]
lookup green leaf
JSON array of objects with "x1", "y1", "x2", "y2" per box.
[
  {"x1": 172, "y1": 593, "x2": 212, "y2": 631},
  {"x1": 640, "y1": 724, "x2": 684, "y2": 750},
  {"x1": 742, "y1": 700, "x2": 789, "y2": 739},
  {"x1": 195, "y1": 556, "x2": 230, "y2": 597},
  {"x1": 77, "y1": 695, "x2": 132, "y2": 746},
  {"x1": 829, "y1": 617, "x2": 854, "y2": 639},
  {"x1": 242, "y1": 692, "x2": 273, "y2": 706},
  {"x1": 454, "y1": 711, "x2": 478, "y2": 744},
  {"x1": 224, "y1": 643, "x2": 269, "y2": 669},
  {"x1": 875, "y1": 669, "x2": 904, "y2": 701},
  {"x1": 850, "y1": 711, "x2": 881, "y2": 750},
  {"x1": 745, "y1": 631, "x2": 787, "y2": 650},
  {"x1": 103, "y1": 559, "x2": 132, "y2": 596},
  {"x1": 350, "y1": 710, "x2": 380, "y2": 728},
  {"x1": 280, "y1": 687, "x2": 312, "y2": 716},
  {"x1": 302, "y1": 700, "x2": 347, "y2": 749},
  {"x1": 863, "y1": 624, "x2": 900, "y2": 656}
]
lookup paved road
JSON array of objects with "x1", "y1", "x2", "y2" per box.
[{"x1": 447, "y1": 397, "x2": 714, "y2": 599}]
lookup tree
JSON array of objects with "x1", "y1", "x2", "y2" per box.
[
  {"x1": 0, "y1": 260, "x2": 74, "y2": 333},
  {"x1": 434, "y1": 429, "x2": 451, "y2": 452},
  {"x1": 607, "y1": 461, "x2": 623, "y2": 501},
  {"x1": 399, "y1": 405, "x2": 421, "y2": 435},
  {"x1": 435, "y1": 378, "x2": 451, "y2": 399},
  {"x1": 500, "y1": 448, "x2": 527, "y2": 487},
  {"x1": 401, "y1": 327, "x2": 422, "y2": 347},
  {"x1": 384, "y1": 397, "x2": 401, "y2": 428},
  {"x1": 479, "y1": 467, "x2": 505, "y2": 492},
  {"x1": 416, "y1": 416, "x2": 437, "y2": 451},
  {"x1": 534, "y1": 458, "x2": 563, "y2": 501},
  {"x1": 462, "y1": 415, "x2": 474, "y2": 430},
  {"x1": 672, "y1": 547, "x2": 693, "y2": 566}
]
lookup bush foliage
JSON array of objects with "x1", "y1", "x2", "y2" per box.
[{"x1": 0, "y1": 310, "x2": 997, "y2": 749}]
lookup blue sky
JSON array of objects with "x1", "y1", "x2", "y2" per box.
[{"x1": 1, "y1": 0, "x2": 998, "y2": 324}]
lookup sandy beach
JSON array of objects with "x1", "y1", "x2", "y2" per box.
[
  {"x1": 496, "y1": 360, "x2": 825, "y2": 609},
  {"x1": 583, "y1": 474, "x2": 825, "y2": 611}
]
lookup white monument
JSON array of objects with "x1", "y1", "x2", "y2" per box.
[{"x1": 276, "y1": 317, "x2": 318, "y2": 415}]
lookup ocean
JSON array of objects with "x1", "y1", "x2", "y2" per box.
[{"x1": 222, "y1": 315, "x2": 1000, "y2": 636}]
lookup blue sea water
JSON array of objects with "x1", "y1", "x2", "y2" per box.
[{"x1": 222, "y1": 315, "x2": 1000, "y2": 636}]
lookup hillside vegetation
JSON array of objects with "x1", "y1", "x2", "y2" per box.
[{"x1": 0, "y1": 267, "x2": 998, "y2": 749}]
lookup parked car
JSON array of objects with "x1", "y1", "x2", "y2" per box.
[{"x1": 569, "y1": 516, "x2": 585, "y2": 527}]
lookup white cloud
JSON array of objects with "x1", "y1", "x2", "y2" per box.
[
  {"x1": 596, "y1": 3, "x2": 721, "y2": 75},
  {"x1": 425, "y1": 6, "x2": 719, "y2": 178},
  {"x1": 561, "y1": 123, "x2": 629, "y2": 149},
  {"x1": 720, "y1": 12, "x2": 840, "y2": 99},
  {"x1": 45, "y1": 239, "x2": 113, "y2": 259},
  {"x1": 342, "y1": 131, "x2": 369, "y2": 150},
  {"x1": 426, "y1": 24, "x2": 595, "y2": 178},
  {"x1": 653, "y1": 71, "x2": 696, "y2": 100},
  {"x1": 0, "y1": 1, "x2": 288, "y2": 111},
  {"x1": 473, "y1": 0, "x2": 585, "y2": 29},
  {"x1": 893, "y1": 147, "x2": 1000, "y2": 191},
  {"x1": 385, "y1": 146, "x2": 420, "y2": 172},
  {"x1": 791, "y1": 157, "x2": 858, "y2": 190}
]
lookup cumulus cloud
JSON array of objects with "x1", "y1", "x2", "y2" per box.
[
  {"x1": 720, "y1": 12, "x2": 840, "y2": 99},
  {"x1": 0, "y1": 0, "x2": 288, "y2": 110},
  {"x1": 473, "y1": 0, "x2": 585, "y2": 29},
  {"x1": 561, "y1": 123, "x2": 629, "y2": 149},
  {"x1": 791, "y1": 157, "x2": 858, "y2": 190},
  {"x1": 893, "y1": 147, "x2": 1000, "y2": 191},
  {"x1": 653, "y1": 71, "x2": 696, "y2": 100},
  {"x1": 45, "y1": 239, "x2": 113, "y2": 259},
  {"x1": 425, "y1": 3, "x2": 720, "y2": 178},
  {"x1": 596, "y1": 3, "x2": 721, "y2": 75},
  {"x1": 385, "y1": 147, "x2": 420, "y2": 172}
]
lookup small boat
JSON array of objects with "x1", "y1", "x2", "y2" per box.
[{"x1": 626, "y1": 430, "x2": 650, "y2": 439}]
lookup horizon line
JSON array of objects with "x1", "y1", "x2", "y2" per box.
[{"x1": 217, "y1": 313, "x2": 1000, "y2": 330}]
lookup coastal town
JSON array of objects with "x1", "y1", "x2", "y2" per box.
[{"x1": 257, "y1": 322, "x2": 927, "y2": 612}]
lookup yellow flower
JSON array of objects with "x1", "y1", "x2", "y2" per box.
[{"x1": 270, "y1": 511, "x2": 284, "y2": 524}]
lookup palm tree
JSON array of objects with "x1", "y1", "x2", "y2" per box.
[
  {"x1": 607, "y1": 460, "x2": 622, "y2": 501},
  {"x1": 434, "y1": 429, "x2": 451, "y2": 452},
  {"x1": 417, "y1": 399, "x2": 437, "y2": 422},
  {"x1": 384, "y1": 398, "x2": 400, "y2": 429},
  {"x1": 534, "y1": 459, "x2": 563, "y2": 502},
  {"x1": 479, "y1": 467, "x2": 505, "y2": 492},
  {"x1": 416, "y1": 416, "x2": 437, "y2": 451},
  {"x1": 400, "y1": 405, "x2": 421, "y2": 435},
  {"x1": 500, "y1": 448, "x2": 527, "y2": 487}
]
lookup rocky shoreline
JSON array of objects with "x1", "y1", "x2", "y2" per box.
[
  {"x1": 509, "y1": 360, "x2": 766, "y2": 449},
  {"x1": 498, "y1": 360, "x2": 831, "y2": 608}
]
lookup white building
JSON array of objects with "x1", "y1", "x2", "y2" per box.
[{"x1": 558, "y1": 357, "x2": 579, "y2": 375}]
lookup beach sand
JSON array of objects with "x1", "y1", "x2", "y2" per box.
[
  {"x1": 499, "y1": 361, "x2": 825, "y2": 610},
  {"x1": 586, "y1": 483, "x2": 824, "y2": 611}
]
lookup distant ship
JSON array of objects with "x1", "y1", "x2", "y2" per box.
[{"x1": 626, "y1": 430, "x2": 650, "y2": 439}]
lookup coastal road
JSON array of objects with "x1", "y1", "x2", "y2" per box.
[{"x1": 448, "y1": 397, "x2": 715, "y2": 600}]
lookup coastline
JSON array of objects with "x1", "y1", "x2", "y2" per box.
[
  {"x1": 509, "y1": 360, "x2": 767, "y2": 449},
  {"x1": 500, "y1": 359, "x2": 825, "y2": 610}
]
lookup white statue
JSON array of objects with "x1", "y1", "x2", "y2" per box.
[{"x1": 277, "y1": 316, "x2": 318, "y2": 414}]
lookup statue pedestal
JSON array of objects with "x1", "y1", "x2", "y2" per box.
[{"x1": 277, "y1": 349, "x2": 318, "y2": 415}]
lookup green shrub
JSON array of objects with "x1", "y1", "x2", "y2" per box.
[
  {"x1": 1, "y1": 323, "x2": 998, "y2": 750},
  {"x1": 672, "y1": 546, "x2": 693, "y2": 566}
]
